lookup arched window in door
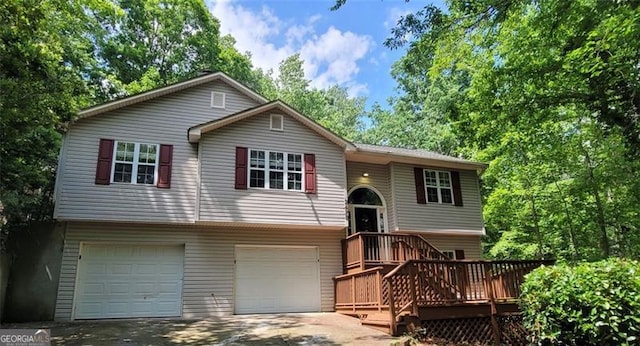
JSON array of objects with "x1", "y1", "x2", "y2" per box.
[{"x1": 347, "y1": 186, "x2": 386, "y2": 235}]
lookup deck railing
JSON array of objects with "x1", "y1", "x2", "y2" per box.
[
  {"x1": 334, "y1": 267, "x2": 388, "y2": 312},
  {"x1": 342, "y1": 232, "x2": 448, "y2": 271},
  {"x1": 385, "y1": 259, "x2": 554, "y2": 334}
]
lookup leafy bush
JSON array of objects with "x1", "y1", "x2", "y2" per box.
[{"x1": 520, "y1": 259, "x2": 640, "y2": 345}]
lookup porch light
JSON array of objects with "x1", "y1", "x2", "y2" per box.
[{"x1": 362, "y1": 173, "x2": 369, "y2": 177}]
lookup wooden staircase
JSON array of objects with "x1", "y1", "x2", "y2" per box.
[{"x1": 334, "y1": 232, "x2": 553, "y2": 339}]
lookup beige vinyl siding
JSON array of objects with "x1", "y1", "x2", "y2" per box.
[
  {"x1": 346, "y1": 162, "x2": 396, "y2": 231},
  {"x1": 54, "y1": 222, "x2": 343, "y2": 320},
  {"x1": 423, "y1": 234, "x2": 483, "y2": 259},
  {"x1": 54, "y1": 81, "x2": 261, "y2": 223},
  {"x1": 392, "y1": 163, "x2": 484, "y2": 233},
  {"x1": 198, "y1": 112, "x2": 347, "y2": 227}
]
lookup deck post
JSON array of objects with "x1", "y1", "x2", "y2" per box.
[
  {"x1": 341, "y1": 238, "x2": 347, "y2": 274},
  {"x1": 484, "y1": 262, "x2": 501, "y2": 345},
  {"x1": 351, "y1": 275, "x2": 356, "y2": 313},
  {"x1": 387, "y1": 277, "x2": 397, "y2": 336},
  {"x1": 409, "y1": 262, "x2": 418, "y2": 316},
  {"x1": 377, "y1": 270, "x2": 382, "y2": 311},
  {"x1": 359, "y1": 234, "x2": 365, "y2": 271}
]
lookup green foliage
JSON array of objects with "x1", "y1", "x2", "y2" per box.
[
  {"x1": 0, "y1": 0, "x2": 107, "y2": 234},
  {"x1": 369, "y1": 0, "x2": 640, "y2": 260},
  {"x1": 254, "y1": 54, "x2": 365, "y2": 140},
  {"x1": 520, "y1": 259, "x2": 640, "y2": 345},
  {"x1": 92, "y1": 0, "x2": 256, "y2": 101}
]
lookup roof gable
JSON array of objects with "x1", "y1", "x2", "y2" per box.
[
  {"x1": 188, "y1": 101, "x2": 355, "y2": 150},
  {"x1": 76, "y1": 72, "x2": 267, "y2": 120}
]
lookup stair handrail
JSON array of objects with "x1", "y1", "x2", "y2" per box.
[
  {"x1": 383, "y1": 259, "x2": 460, "y2": 321},
  {"x1": 383, "y1": 259, "x2": 415, "y2": 335},
  {"x1": 392, "y1": 232, "x2": 450, "y2": 260}
]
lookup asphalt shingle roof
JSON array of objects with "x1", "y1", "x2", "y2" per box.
[{"x1": 353, "y1": 143, "x2": 486, "y2": 167}]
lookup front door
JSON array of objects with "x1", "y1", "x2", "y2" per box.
[
  {"x1": 354, "y1": 207, "x2": 378, "y2": 233},
  {"x1": 347, "y1": 187, "x2": 386, "y2": 236}
]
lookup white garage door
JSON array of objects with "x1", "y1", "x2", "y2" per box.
[
  {"x1": 74, "y1": 244, "x2": 184, "y2": 319},
  {"x1": 235, "y1": 246, "x2": 321, "y2": 314}
]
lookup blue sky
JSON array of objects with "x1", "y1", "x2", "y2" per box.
[{"x1": 209, "y1": 0, "x2": 444, "y2": 109}]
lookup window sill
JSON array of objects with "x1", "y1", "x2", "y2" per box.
[
  {"x1": 109, "y1": 182, "x2": 157, "y2": 187},
  {"x1": 247, "y1": 187, "x2": 305, "y2": 194}
]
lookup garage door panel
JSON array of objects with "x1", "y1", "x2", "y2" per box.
[
  {"x1": 235, "y1": 246, "x2": 321, "y2": 314},
  {"x1": 111, "y1": 264, "x2": 133, "y2": 274},
  {"x1": 74, "y1": 244, "x2": 184, "y2": 319}
]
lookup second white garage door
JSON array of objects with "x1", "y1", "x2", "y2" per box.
[{"x1": 235, "y1": 246, "x2": 321, "y2": 314}]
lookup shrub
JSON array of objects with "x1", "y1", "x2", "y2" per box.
[{"x1": 520, "y1": 258, "x2": 640, "y2": 345}]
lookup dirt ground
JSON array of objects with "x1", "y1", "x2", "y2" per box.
[{"x1": 2, "y1": 313, "x2": 397, "y2": 345}]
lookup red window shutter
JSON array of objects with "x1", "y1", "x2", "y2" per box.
[
  {"x1": 235, "y1": 147, "x2": 248, "y2": 189},
  {"x1": 451, "y1": 171, "x2": 463, "y2": 206},
  {"x1": 455, "y1": 249, "x2": 466, "y2": 260},
  {"x1": 157, "y1": 144, "x2": 173, "y2": 188},
  {"x1": 304, "y1": 154, "x2": 317, "y2": 194},
  {"x1": 95, "y1": 139, "x2": 114, "y2": 185},
  {"x1": 414, "y1": 167, "x2": 426, "y2": 204}
]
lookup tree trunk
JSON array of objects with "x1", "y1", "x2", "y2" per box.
[
  {"x1": 554, "y1": 181, "x2": 580, "y2": 259},
  {"x1": 528, "y1": 192, "x2": 544, "y2": 259},
  {"x1": 584, "y1": 151, "x2": 610, "y2": 257}
]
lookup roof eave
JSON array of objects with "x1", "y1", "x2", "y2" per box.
[
  {"x1": 76, "y1": 72, "x2": 268, "y2": 120},
  {"x1": 347, "y1": 148, "x2": 488, "y2": 172}
]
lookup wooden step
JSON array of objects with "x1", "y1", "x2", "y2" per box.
[
  {"x1": 361, "y1": 311, "x2": 390, "y2": 321},
  {"x1": 361, "y1": 318, "x2": 391, "y2": 334}
]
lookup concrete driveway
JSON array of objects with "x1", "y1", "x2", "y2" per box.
[{"x1": 2, "y1": 313, "x2": 396, "y2": 345}]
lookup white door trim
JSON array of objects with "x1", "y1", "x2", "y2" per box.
[
  {"x1": 72, "y1": 242, "x2": 185, "y2": 319},
  {"x1": 347, "y1": 184, "x2": 389, "y2": 235},
  {"x1": 233, "y1": 245, "x2": 321, "y2": 314}
]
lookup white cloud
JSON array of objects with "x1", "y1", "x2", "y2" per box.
[
  {"x1": 211, "y1": 1, "x2": 291, "y2": 72},
  {"x1": 210, "y1": 0, "x2": 373, "y2": 95}
]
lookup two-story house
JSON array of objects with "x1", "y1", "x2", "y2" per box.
[{"x1": 52, "y1": 72, "x2": 545, "y2": 338}]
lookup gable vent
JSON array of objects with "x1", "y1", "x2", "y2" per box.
[
  {"x1": 211, "y1": 91, "x2": 226, "y2": 109},
  {"x1": 270, "y1": 114, "x2": 283, "y2": 131}
]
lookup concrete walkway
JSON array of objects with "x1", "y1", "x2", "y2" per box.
[{"x1": 3, "y1": 313, "x2": 397, "y2": 345}]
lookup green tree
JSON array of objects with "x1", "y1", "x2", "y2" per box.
[
  {"x1": 93, "y1": 0, "x2": 255, "y2": 100},
  {"x1": 348, "y1": 0, "x2": 640, "y2": 260},
  {"x1": 255, "y1": 54, "x2": 366, "y2": 140},
  {"x1": 0, "y1": 0, "x2": 116, "y2": 236}
]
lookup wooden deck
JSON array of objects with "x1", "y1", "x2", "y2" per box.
[{"x1": 334, "y1": 232, "x2": 553, "y2": 341}]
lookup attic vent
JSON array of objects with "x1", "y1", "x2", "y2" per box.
[
  {"x1": 211, "y1": 91, "x2": 226, "y2": 109},
  {"x1": 270, "y1": 114, "x2": 283, "y2": 131}
]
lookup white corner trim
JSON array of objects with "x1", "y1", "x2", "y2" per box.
[
  {"x1": 53, "y1": 133, "x2": 68, "y2": 216},
  {"x1": 194, "y1": 144, "x2": 202, "y2": 222}
]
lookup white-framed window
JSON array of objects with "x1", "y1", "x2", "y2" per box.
[
  {"x1": 112, "y1": 141, "x2": 158, "y2": 185},
  {"x1": 270, "y1": 114, "x2": 283, "y2": 131},
  {"x1": 424, "y1": 169, "x2": 454, "y2": 204},
  {"x1": 211, "y1": 91, "x2": 226, "y2": 108},
  {"x1": 249, "y1": 149, "x2": 303, "y2": 191}
]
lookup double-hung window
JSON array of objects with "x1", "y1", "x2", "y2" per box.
[
  {"x1": 424, "y1": 169, "x2": 454, "y2": 204},
  {"x1": 112, "y1": 141, "x2": 158, "y2": 185},
  {"x1": 249, "y1": 149, "x2": 303, "y2": 191}
]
